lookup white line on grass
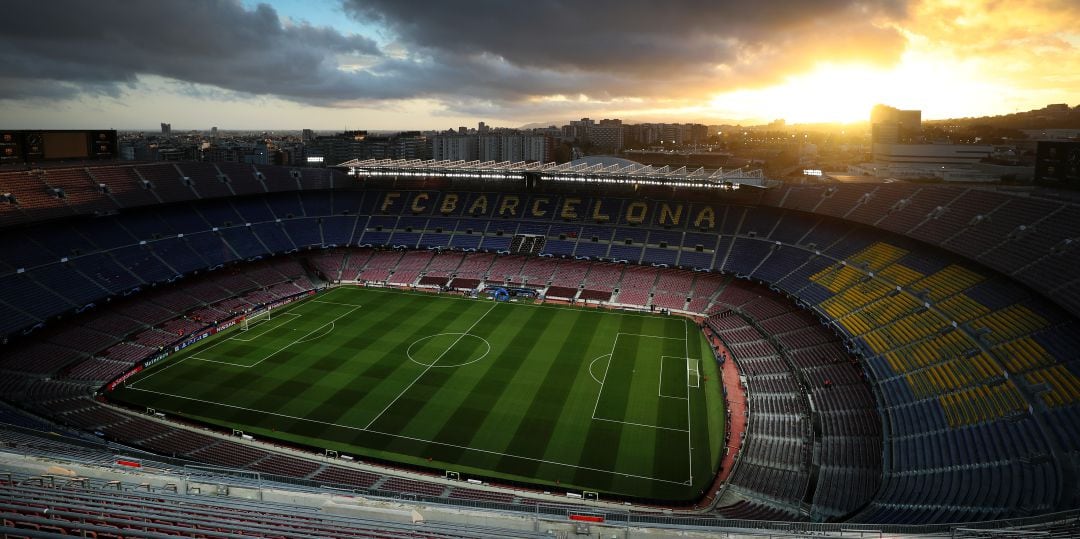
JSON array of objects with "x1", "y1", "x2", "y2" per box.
[
  {"x1": 684, "y1": 318, "x2": 693, "y2": 485},
  {"x1": 658, "y1": 356, "x2": 690, "y2": 400},
  {"x1": 189, "y1": 305, "x2": 360, "y2": 368},
  {"x1": 363, "y1": 301, "x2": 498, "y2": 430},
  {"x1": 311, "y1": 300, "x2": 364, "y2": 307},
  {"x1": 130, "y1": 288, "x2": 356, "y2": 386},
  {"x1": 126, "y1": 355, "x2": 189, "y2": 389},
  {"x1": 592, "y1": 416, "x2": 689, "y2": 433},
  {"x1": 247, "y1": 306, "x2": 360, "y2": 368},
  {"x1": 587, "y1": 354, "x2": 611, "y2": 384},
  {"x1": 658, "y1": 352, "x2": 665, "y2": 398},
  {"x1": 123, "y1": 385, "x2": 690, "y2": 486},
  {"x1": 590, "y1": 333, "x2": 619, "y2": 419},
  {"x1": 617, "y1": 332, "x2": 685, "y2": 340},
  {"x1": 230, "y1": 313, "x2": 301, "y2": 342}
]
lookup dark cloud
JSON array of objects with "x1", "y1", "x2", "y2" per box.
[
  {"x1": 0, "y1": 1, "x2": 380, "y2": 103},
  {"x1": 0, "y1": 0, "x2": 910, "y2": 116},
  {"x1": 347, "y1": 0, "x2": 907, "y2": 77}
]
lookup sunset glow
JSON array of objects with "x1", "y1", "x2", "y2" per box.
[{"x1": 1, "y1": 0, "x2": 1077, "y2": 128}]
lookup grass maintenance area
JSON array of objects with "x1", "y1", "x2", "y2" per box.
[{"x1": 109, "y1": 286, "x2": 725, "y2": 501}]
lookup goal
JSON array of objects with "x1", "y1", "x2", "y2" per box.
[
  {"x1": 241, "y1": 309, "x2": 271, "y2": 331},
  {"x1": 686, "y1": 358, "x2": 700, "y2": 388}
]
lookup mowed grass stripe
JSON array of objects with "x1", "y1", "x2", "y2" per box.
[
  {"x1": 314, "y1": 293, "x2": 470, "y2": 424},
  {"x1": 474, "y1": 308, "x2": 598, "y2": 475},
  {"x1": 110, "y1": 287, "x2": 723, "y2": 500},
  {"x1": 399, "y1": 304, "x2": 558, "y2": 466},
  {"x1": 243, "y1": 292, "x2": 435, "y2": 429},
  {"x1": 180, "y1": 301, "x2": 361, "y2": 420},
  {"x1": 362, "y1": 300, "x2": 499, "y2": 432},
  {"x1": 494, "y1": 309, "x2": 604, "y2": 480},
  {"x1": 613, "y1": 324, "x2": 688, "y2": 486}
]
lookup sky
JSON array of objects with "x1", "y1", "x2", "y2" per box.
[{"x1": 1, "y1": 0, "x2": 1078, "y2": 131}]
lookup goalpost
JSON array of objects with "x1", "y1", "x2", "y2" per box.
[
  {"x1": 686, "y1": 358, "x2": 701, "y2": 388},
  {"x1": 241, "y1": 309, "x2": 271, "y2": 331}
]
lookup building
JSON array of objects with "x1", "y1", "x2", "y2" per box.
[
  {"x1": 871, "y1": 143, "x2": 992, "y2": 166},
  {"x1": 1034, "y1": 141, "x2": 1080, "y2": 188},
  {"x1": 567, "y1": 118, "x2": 594, "y2": 142},
  {"x1": 589, "y1": 119, "x2": 624, "y2": 150},
  {"x1": 478, "y1": 134, "x2": 501, "y2": 161},
  {"x1": 431, "y1": 133, "x2": 551, "y2": 163},
  {"x1": 522, "y1": 134, "x2": 552, "y2": 163},
  {"x1": 871, "y1": 104, "x2": 921, "y2": 144},
  {"x1": 301, "y1": 129, "x2": 316, "y2": 143},
  {"x1": 160, "y1": 123, "x2": 172, "y2": 137},
  {"x1": 431, "y1": 134, "x2": 478, "y2": 161},
  {"x1": 390, "y1": 131, "x2": 430, "y2": 160},
  {"x1": 850, "y1": 143, "x2": 1024, "y2": 182}
]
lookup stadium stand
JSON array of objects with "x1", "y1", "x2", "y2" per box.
[{"x1": 0, "y1": 162, "x2": 1079, "y2": 529}]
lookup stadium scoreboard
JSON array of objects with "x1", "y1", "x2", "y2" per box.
[{"x1": 0, "y1": 129, "x2": 117, "y2": 165}]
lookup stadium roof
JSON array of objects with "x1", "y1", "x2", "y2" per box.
[{"x1": 339, "y1": 158, "x2": 775, "y2": 189}]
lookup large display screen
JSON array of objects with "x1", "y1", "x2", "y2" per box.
[{"x1": 42, "y1": 131, "x2": 90, "y2": 159}]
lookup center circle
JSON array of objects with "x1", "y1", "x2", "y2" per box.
[{"x1": 406, "y1": 333, "x2": 491, "y2": 368}]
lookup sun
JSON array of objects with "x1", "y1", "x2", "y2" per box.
[{"x1": 709, "y1": 56, "x2": 1003, "y2": 124}]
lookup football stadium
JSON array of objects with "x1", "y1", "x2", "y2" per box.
[{"x1": 0, "y1": 155, "x2": 1077, "y2": 537}]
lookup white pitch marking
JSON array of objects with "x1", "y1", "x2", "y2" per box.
[
  {"x1": 590, "y1": 333, "x2": 619, "y2": 419},
  {"x1": 617, "y1": 332, "x2": 686, "y2": 340},
  {"x1": 124, "y1": 386, "x2": 689, "y2": 485},
  {"x1": 188, "y1": 305, "x2": 359, "y2": 368},
  {"x1": 684, "y1": 318, "x2": 693, "y2": 485},
  {"x1": 591, "y1": 416, "x2": 690, "y2": 433},
  {"x1": 363, "y1": 301, "x2": 498, "y2": 430},
  {"x1": 658, "y1": 355, "x2": 690, "y2": 400},
  {"x1": 311, "y1": 300, "x2": 364, "y2": 307}
]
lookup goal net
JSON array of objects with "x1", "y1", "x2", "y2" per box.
[
  {"x1": 241, "y1": 309, "x2": 271, "y2": 331},
  {"x1": 687, "y1": 358, "x2": 700, "y2": 388}
]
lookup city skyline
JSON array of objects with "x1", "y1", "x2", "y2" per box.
[{"x1": 2, "y1": 0, "x2": 1078, "y2": 130}]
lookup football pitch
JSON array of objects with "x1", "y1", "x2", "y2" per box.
[{"x1": 110, "y1": 286, "x2": 725, "y2": 501}]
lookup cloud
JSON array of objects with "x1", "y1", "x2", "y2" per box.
[
  {"x1": 0, "y1": 0, "x2": 910, "y2": 117},
  {"x1": 0, "y1": 0, "x2": 380, "y2": 104},
  {"x1": 345, "y1": 0, "x2": 909, "y2": 93}
]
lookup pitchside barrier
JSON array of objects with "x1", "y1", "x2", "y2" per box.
[
  {"x1": 99, "y1": 289, "x2": 320, "y2": 395},
  {"x1": 3, "y1": 420, "x2": 1077, "y2": 536}
]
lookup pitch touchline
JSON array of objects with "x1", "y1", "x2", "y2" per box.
[
  {"x1": 684, "y1": 318, "x2": 693, "y2": 485},
  {"x1": 124, "y1": 386, "x2": 688, "y2": 486},
  {"x1": 363, "y1": 301, "x2": 499, "y2": 430}
]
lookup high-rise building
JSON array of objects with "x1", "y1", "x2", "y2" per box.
[
  {"x1": 431, "y1": 134, "x2": 478, "y2": 161},
  {"x1": 160, "y1": 123, "x2": 172, "y2": 136},
  {"x1": 301, "y1": 129, "x2": 315, "y2": 143},
  {"x1": 210, "y1": 126, "x2": 218, "y2": 141},
  {"x1": 568, "y1": 118, "x2": 594, "y2": 142},
  {"x1": 431, "y1": 133, "x2": 550, "y2": 163},
  {"x1": 871, "y1": 104, "x2": 921, "y2": 144},
  {"x1": 478, "y1": 134, "x2": 501, "y2": 161},
  {"x1": 589, "y1": 119, "x2": 624, "y2": 150}
]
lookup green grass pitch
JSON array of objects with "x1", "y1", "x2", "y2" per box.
[{"x1": 109, "y1": 286, "x2": 725, "y2": 501}]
